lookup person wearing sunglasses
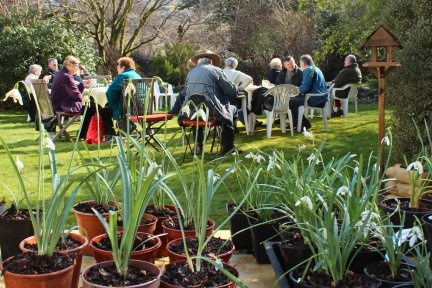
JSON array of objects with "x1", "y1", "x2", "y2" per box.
[{"x1": 40, "y1": 58, "x2": 59, "y2": 88}]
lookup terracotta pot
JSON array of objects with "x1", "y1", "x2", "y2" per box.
[
  {"x1": 145, "y1": 204, "x2": 178, "y2": 257},
  {"x1": 19, "y1": 233, "x2": 88, "y2": 288},
  {"x1": 166, "y1": 236, "x2": 235, "y2": 263},
  {"x1": 72, "y1": 200, "x2": 115, "y2": 256},
  {"x1": 1, "y1": 254, "x2": 74, "y2": 288},
  {"x1": 162, "y1": 217, "x2": 215, "y2": 243},
  {"x1": 90, "y1": 232, "x2": 161, "y2": 264},
  {"x1": 160, "y1": 260, "x2": 239, "y2": 288},
  {"x1": 114, "y1": 213, "x2": 157, "y2": 234},
  {"x1": 81, "y1": 259, "x2": 161, "y2": 288}
]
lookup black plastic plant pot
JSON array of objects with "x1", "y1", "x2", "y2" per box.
[
  {"x1": 248, "y1": 218, "x2": 283, "y2": 264},
  {"x1": 226, "y1": 202, "x2": 256, "y2": 252},
  {"x1": 380, "y1": 197, "x2": 432, "y2": 229},
  {"x1": 0, "y1": 216, "x2": 35, "y2": 260}
]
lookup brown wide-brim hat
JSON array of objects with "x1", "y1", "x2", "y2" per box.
[{"x1": 190, "y1": 50, "x2": 221, "y2": 67}]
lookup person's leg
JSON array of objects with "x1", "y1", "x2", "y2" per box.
[
  {"x1": 99, "y1": 106, "x2": 116, "y2": 136},
  {"x1": 289, "y1": 96, "x2": 305, "y2": 128},
  {"x1": 79, "y1": 102, "x2": 96, "y2": 139},
  {"x1": 331, "y1": 99, "x2": 343, "y2": 117},
  {"x1": 27, "y1": 95, "x2": 37, "y2": 122},
  {"x1": 220, "y1": 105, "x2": 237, "y2": 154},
  {"x1": 168, "y1": 91, "x2": 185, "y2": 115},
  {"x1": 191, "y1": 126, "x2": 204, "y2": 154}
]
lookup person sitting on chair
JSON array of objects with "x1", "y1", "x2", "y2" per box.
[
  {"x1": 222, "y1": 57, "x2": 260, "y2": 130},
  {"x1": 51, "y1": 55, "x2": 97, "y2": 139},
  {"x1": 330, "y1": 54, "x2": 362, "y2": 117},
  {"x1": 289, "y1": 54, "x2": 327, "y2": 131},
  {"x1": 183, "y1": 50, "x2": 240, "y2": 155},
  {"x1": 40, "y1": 58, "x2": 59, "y2": 89},
  {"x1": 24, "y1": 64, "x2": 51, "y2": 122},
  {"x1": 266, "y1": 58, "x2": 282, "y2": 84}
]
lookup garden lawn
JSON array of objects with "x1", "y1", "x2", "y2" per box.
[{"x1": 0, "y1": 103, "x2": 388, "y2": 228}]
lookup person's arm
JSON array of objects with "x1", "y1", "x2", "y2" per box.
[
  {"x1": 218, "y1": 71, "x2": 239, "y2": 101},
  {"x1": 298, "y1": 67, "x2": 312, "y2": 94},
  {"x1": 64, "y1": 74, "x2": 84, "y2": 101},
  {"x1": 333, "y1": 69, "x2": 348, "y2": 88},
  {"x1": 238, "y1": 72, "x2": 253, "y2": 90}
]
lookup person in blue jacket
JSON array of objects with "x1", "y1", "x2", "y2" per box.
[
  {"x1": 103, "y1": 57, "x2": 141, "y2": 139},
  {"x1": 289, "y1": 54, "x2": 327, "y2": 131}
]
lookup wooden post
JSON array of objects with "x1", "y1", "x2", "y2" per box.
[{"x1": 378, "y1": 67, "x2": 386, "y2": 171}]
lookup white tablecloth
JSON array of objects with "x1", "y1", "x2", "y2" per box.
[
  {"x1": 89, "y1": 87, "x2": 108, "y2": 107},
  {"x1": 243, "y1": 84, "x2": 275, "y2": 134}
]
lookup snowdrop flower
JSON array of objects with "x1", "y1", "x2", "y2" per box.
[
  {"x1": 267, "y1": 156, "x2": 280, "y2": 171},
  {"x1": 320, "y1": 228, "x2": 328, "y2": 240},
  {"x1": 298, "y1": 144, "x2": 306, "y2": 151},
  {"x1": 124, "y1": 82, "x2": 136, "y2": 96},
  {"x1": 15, "y1": 156, "x2": 24, "y2": 170},
  {"x1": 245, "y1": 152, "x2": 254, "y2": 159},
  {"x1": 215, "y1": 258, "x2": 223, "y2": 271},
  {"x1": 213, "y1": 175, "x2": 220, "y2": 184},
  {"x1": 197, "y1": 109, "x2": 207, "y2": 121},
  {"x1": 146, "y1": 161, "x2": 159, "y2": 177},
  {"x1": 409, "y1": 226, "x2": 423, "y2": 247},
  {"x1": 181, "y1": 105, "x2": 191, "y2": 118},
  {"x1": 407, "y1": 161, "x2": 424, "y2": 174},
  {"x1": 44, "y1": 136, "x2": 55, "y2": 151},
  {"x1": 307, "y1": 153, "x2": 321, "y2": 165},
  {"x1": 3, "y1": 89, "x2": 23, "y2": 105},
  {"x1": 354, "y1": 166, "x2": 359, "y2": 174},
  {"x1": 295, "y1": 196, "x2": 313, "y2": 210},
  {"x1": 336, "y1": 185, "x2": 350, "y2": 196},
  {"x1": 381, "y1": 136, "x2": 390, "y2": 146},
  {"x1": 361, "y1": 210, "x2": 380, "y2": 222},
  {"x1": 303, "y1": 127, "x2": 313, "y2": 139},
  {"x1": 255, "y1": 154, "x2": 266, "y2": 163},
  {"x1": 225, "y1": 167, "x2": 236, "y2": 174}
]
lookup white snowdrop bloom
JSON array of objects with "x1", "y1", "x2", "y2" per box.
[
  {"x1": 381, "y1": 136, "x2": 390, "y2": 146},
  {"x1": 245, "y1": 152, "x2": 254, "y2": 159},
  {"x1": 44, "y1": 136, "x2": 55, "y2": 151},
  {"x1": 3, "y1": 88, "x2": 23, "y2": 105},
  {"x1": 197, "y1": 109, "x2": 207, "y2": 121},
  {"x1": 267, "y1": 157, "x2": 280, "y2": 171},
  {"x1": 213, "y1": 175, "x2": 220, "y2": 184},
  {"x1": 407, "y1": 161, "x2": 424, "y2": 174},
  {"x1": 409, "y1": 226, "x2": 423, "y2": 247},
  {"x1": 15, "y1": 156, "x2": 24, "y2": 170},
  {"x1": 336, "y1": 185, "x2": 350, "y2": 196},
  {"x1": 298, "y1": 144, "x2": 306, "y2": 151},
  {"x1": 295, "y1": 196, "x2": 313, "y2": 210},
  {"x1": 255, "y1": 154, "x2": 266, "y2": 163},
  {"x1": 303, "y1": 127, "x2": 313, "y2": 139},
  {"x1": 146, "y1": 162, "x2": 159, "y2": 177}
]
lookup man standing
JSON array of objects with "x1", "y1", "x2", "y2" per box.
[
  {"x1": 40, "y1": 58, "x2": 59, "y2": 88},
  {"x1": 331, "y1": 55, "x2": 362, "y2": 117},
  {"x1": 275, "y1": 56, "x2": 303, "y2": 86},
  {"x1": 289, "y1": 54, "x2": 327, "y2": 131},
  {"x1": 185, "y1": 50, "x2": 239, "y2": 155}
]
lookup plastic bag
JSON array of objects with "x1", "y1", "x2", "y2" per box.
[{"x1": 85, "y1": 115, "x2": 105, "y2": 144}]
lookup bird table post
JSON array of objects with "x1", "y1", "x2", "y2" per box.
[{"x1": 360, "y1": 25, "x2": 403, "y2": 174}]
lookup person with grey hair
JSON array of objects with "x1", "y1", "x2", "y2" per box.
[
  {"x1": 288, "y1": 54, "x2": 327, "y2": 131},
  {"x1": 24, "y1": 64, "x2": 52, "y2": 122},
  {"x1": 184, "y1": 49, "x2": 240, "y2": 155},
  {"x1": 330, "y1": 54, "x2": 362, "y2": 117},
  {"x1": 266, "y1": 58, "x2": 282, "y2": 84},
  {"x1": 40, "y1": 58, "x2": 59, "y2": 88}
]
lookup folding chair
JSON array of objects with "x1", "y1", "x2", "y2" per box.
[
  {"x1": 181, "y1": 93, "x2": 222, "y2": 162},
  {"x1": 122, "y1": 78, "x2": 173, "y2": 150},
  {"x1": 31, "y1": 79, "x2": 81, "y2": 141}
]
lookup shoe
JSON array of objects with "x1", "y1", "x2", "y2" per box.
[
  {"x1": 234, "y1": 127, "x2": 240, "y2": 134},
  {"x1": 274, "y1": 118, "x2": 280, "y2": 125},
  {"x1": 193, "y1": 144, "x2": 203, "y2": 155},
  {"x1": 255, "y1": 121, "x2": 263, "y2": 127},
  {"x1": 219, "y1": 145, "x2": 243, "y2": 156},
  {"x1": 286, "y1": 125, "x2": 297, "y2": 130},
  {"x1": 302, "y1": 122, "x2": 312, "y2": 131},
  {"x1": 331, "y1": 108, "x2": 343, "y2": 117}
]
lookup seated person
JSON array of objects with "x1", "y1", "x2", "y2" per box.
[
  {"x1": 24, "y1": 64, "x2": 51, "y2": 122},
  {"x1": 222, "y1": 57, "x2": 259, "y2": 129},
  {"x1": 79, "y1": 65, "x2": 90, "y2": 78},
  {"x1": 104, "y1": 57, "x2": 141, "y2": 138},
  {"x1": 40, "y1": 58, "x2": 59, "y2": 89},
  {"x1": 266, "y1": 58, "x2": 282, "y2": 84},
  {"x1": 51, "y1": 55, "x2": 97, "y2": 139},
  {"x1": 183, "y1": 50, "x2": 239, "y2": 155},
  {"x1": 330, "y1": 54, "x2": 362, "y2": 117},
  {"x1": 289, "y1": 54, "x2": 327, "y2": 131}
]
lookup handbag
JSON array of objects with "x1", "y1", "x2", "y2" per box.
[
  {"x1": 85, "y1": 115, "x2": 105, "y2": 144},
  {"x1": 35, "y1": 116, "x2": 57, "y2": 132}
]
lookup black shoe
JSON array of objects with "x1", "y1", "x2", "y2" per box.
[
  {"x1": 331, "y1": 109, "x2": 343, "y2": 117},
  {"x1": 219, "y1": 145, "x2": 243, "y2": 156},
  {"x1": 255, "y1": 121, "x2": 263, "y2": 127},
  {"x1": 286, "y1": 125, "x2": 297, "y2": 130},
  {"x1": 302, "y1": 122, "x2": 312, "y2": 131},
  {"x1": 274, "y1": 118, "x2": 280, "y2": 125}
]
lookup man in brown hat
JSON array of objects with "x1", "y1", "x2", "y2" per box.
[{"x1": 184, "y1": 49, "x2": 240, "y2": 155}]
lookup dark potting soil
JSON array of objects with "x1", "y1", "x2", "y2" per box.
[
  {"x1": 366, "y1": 261, "x2": 412, "y2": 282},
  {"x1": 23, "y1": 236, "x2": 83, "y2": 252},
  {"x1": 93, "y1": 233, "x2": 157, "y2": 251},
  {"x1": 0, "y1": 204, "x2": 34, "y2": 219},
  {"x1": 163, "y1": 217, "x2": 211, "y2": 231},
  {"x1": 73, "y1": 201, "x2": 117, "y2": 214},
  {"x1": 306, "y1": 269, "x2": 381, "y2": 287},
  {"x1": 162, "y1": 260, "x2": 237, "y2": 287},
  {"x1": 382, "y1": 198, "x2": 432, "y2": 212},
  {"x1": 113, "y1": 216, "x2": 156, "y2": 227},
  {"x1": 1, "y1": 252, "x2": 73, "y2": 274},
  {"x1": 169, "y1": 237, "x2": 233, "y2": 257},
  {"x1": 145, "y1": 206, "x2": 177, "y2": 217},
  {"x1": 84, "y1": 262, "x2": 158, "y2": 286}
]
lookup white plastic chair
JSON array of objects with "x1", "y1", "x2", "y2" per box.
[
  {"x1": 167, "y1": 84, "x2": 178, "y2": 109},
  {"x1": 263, "y1": 84, "x2": 299, "y2": 138},
  {"x1": 330, "y1": 83, "x2": 361, "y2": 117},
  {"x1": 153, "y1": 82, "x2": 161, "y2": 111},
  {"x1": 297, "y1": 83, "x2": 334, "y2": 132}
]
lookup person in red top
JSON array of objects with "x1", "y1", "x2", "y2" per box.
[{"x1": 51, "y1": 55, "x2": 96, "y2": 139}]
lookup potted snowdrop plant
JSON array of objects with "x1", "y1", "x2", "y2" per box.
[
  {"x1": 1, "y1": 87, "x2": 92, "y2": 288},
  {"x1": 158, "y1": 98, "x2": 257, "y2": 288}
]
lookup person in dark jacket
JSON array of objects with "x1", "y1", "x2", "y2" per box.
[
  {"x1": 275, "y1": 56, "x2": 303, "y2": 87},
  {"x1": 40, "y1": 58, "x2": 59, "y2": 89},
  {"x1": 266, "y1": 58, "x2": 282, "y2": 84},
  {"x1": 51, "y1": 55, "x2": 96, "y2": 139},
  {"x1": 330, "y1": 55, "x2": 362, "y2": 117}
]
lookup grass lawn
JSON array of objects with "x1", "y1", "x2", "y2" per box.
[{"x1": 0, "y1": 103, "x2": 389, "y2": 228}]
